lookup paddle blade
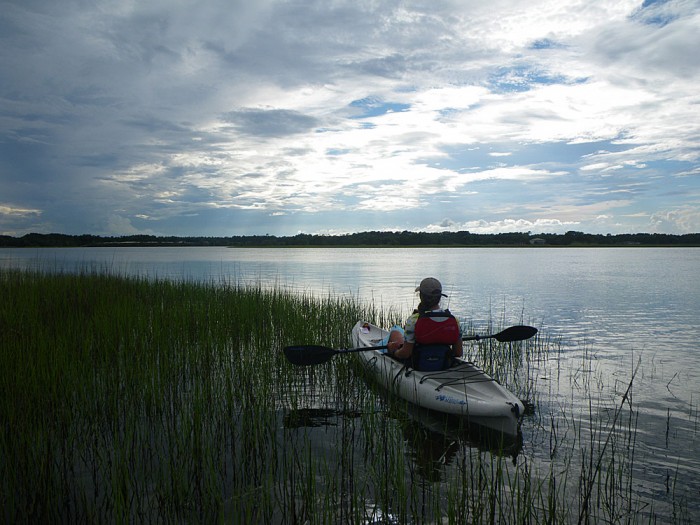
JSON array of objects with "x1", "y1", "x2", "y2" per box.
[
  {"x1": 493, "y1": 325, "x2": 538, "y2": 343},
  {"x1": 283, "y1": 345, "x2": 338, "y2": 366}
]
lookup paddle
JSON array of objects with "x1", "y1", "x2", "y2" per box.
[
  {"x1": 463, "y1": 324, "x2": 538, "y2": 343},
  {"x1": 283, "y1": 325, "x2": 537, "y2": 366}
]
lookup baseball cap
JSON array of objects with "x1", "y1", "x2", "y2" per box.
[{"x1": 415, "y1": 277, "x2": 447, "y2": 298}]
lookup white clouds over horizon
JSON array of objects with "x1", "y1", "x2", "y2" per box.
[{"x1": 1, "y1": 0, "x2": 699, "y2": 236}]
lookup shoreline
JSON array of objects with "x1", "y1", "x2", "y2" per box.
[
  {"x1": 3, "y1": 231, "x2": 700, "y2": 249},
  {"x1": 2, "y1": 243, "x2": 699, "y2": 248}
]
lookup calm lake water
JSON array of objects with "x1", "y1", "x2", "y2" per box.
[{"x1": 2, "y1": 246, "x2": 699, "y2": 520}]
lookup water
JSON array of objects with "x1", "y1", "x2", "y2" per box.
[
  {"x1": 2, "y1": 246, "x2": 699, "y2": 520},
  {"x1": 2, "y1": 246, "x2": 696, "y2": 357}
]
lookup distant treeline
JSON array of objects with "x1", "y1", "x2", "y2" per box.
[{"x1": 2, "y1": 231, "x2": 700, "y2": 248}]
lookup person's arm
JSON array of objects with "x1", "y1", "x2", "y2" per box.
[
  {"x1": 392, "y1": 314, "x2": 416, "y2": 359},
  {"x1": 452, "y1": 339, "x2": 463, "y2": 358},
  {"x1": 386, "y1": 329, "x2": 404, "y2": 354},
  {"x1": 392, "y1": 341, "x2": 413, "y2": 359}
]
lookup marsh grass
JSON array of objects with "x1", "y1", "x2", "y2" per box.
[
  {"x1": 0, "y1": 269, "x2": 361, "y2": 522},
  {"x1": 0, "y1": 269, "x2": 691, "y2": 523}
]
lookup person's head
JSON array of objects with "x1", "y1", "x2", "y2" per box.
[{"x1": 415, "y1": 277, "x2": 447, "y2": 309}]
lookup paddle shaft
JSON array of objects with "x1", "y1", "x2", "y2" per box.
[
  {"x1": 335, "y1": 344, "x2": 389, "y2": 354},
  {"x1": 283, "y1": 344, "x2": 389, "y2": 366}
]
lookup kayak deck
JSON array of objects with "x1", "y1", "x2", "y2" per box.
[{"x1": 411, "y1": 361, "x2": 504, "y2": 389}]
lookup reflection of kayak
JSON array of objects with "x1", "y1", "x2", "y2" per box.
[
  {"x1": 352, "y1": 321, "x2": 525, "y2": 436},
  {"x1": 400, "y1": 403, "x2": 523, "y2": 458},
  {"x1": 397, "y1": 404, "x2": 523, "y2": 482}
]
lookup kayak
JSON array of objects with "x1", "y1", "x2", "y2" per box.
[{"x1": 351, "y1": 321, "x2": 525, "y2": 436}]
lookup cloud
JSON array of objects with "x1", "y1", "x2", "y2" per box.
[
  {"x1": 650, "y1": 206, "x2": 700, "y2": 233},
  {"x1": 0, "y1": 204, "x2": 41, "y2": 217},
  {"x1": 222, "y1": 108, "x2": 319, "y2": 137},
  {"x1": 0, "y1": 203, "x2": 44, "y2": 236},
  {"x1": 424, "y1": 217, "x2": 580, "y2": 234},
  {"x1": 1, "y1": 0, "x2": 699, "y2": 236},
  {"x1": 106, "y1": 214, "x2": 151, "y2": 236}
]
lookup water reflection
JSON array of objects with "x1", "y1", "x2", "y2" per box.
[
  {"x1": 283, "y1": 407, "x2": 361, "y2": 428},
  {"x1": 396, "y1": 405, "x2": 523, "y2": 482},
  {"x1": 283, "y1": 404, "x2": 522, "y2": 484}
]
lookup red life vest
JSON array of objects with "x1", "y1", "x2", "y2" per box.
[{"x1": 412, "y1": 310, "x2": 460, "y2": 371}]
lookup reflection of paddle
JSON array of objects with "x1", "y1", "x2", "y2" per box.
[
  {"x1": 283, "y1": 408, "x2": 362, "y2": 429},
  {"x1": 283, "y1": 325, "x2": 537, "y2": 366}
]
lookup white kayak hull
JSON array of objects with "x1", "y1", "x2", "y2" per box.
[{"x1": 352, "y1": 321, "x2": 524, "y2": 436}]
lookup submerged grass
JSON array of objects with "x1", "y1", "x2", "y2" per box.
[{"x1": 0, "y1": 269, "x2": 691, "y2": 523}]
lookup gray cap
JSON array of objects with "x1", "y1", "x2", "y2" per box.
[{"x1": 415, "y1": 277, "x2": 447, "y2": 298}]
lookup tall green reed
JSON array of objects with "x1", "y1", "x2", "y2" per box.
[
  {"x1": 0, "y1": 269, "x2": 369, "y2": 522},
  {"x1": 1, "y1": 269, "x2": 691, "y2": 524}
]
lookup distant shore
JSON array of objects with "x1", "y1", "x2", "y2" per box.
[{"x1": 2, "y1": 230, "x2": 699, "y2": 248}]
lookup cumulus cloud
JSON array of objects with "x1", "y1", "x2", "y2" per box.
[
  {"x1": 0, "y1": 0, "x2": 698, "y2": 236},
  {"x1": 424, "y1": 217, "x2": 580, "y2": 234},
  {"x1": 650, "y1": 206, "x2": 700, "y2": 233}
]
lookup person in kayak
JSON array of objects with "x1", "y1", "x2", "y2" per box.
[{"x1": 388, "y1": 277, "x2": 463, "y2": 371}]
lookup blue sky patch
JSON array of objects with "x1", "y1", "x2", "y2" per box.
[
  {"x1": 488, "y1": 66, "x2": 569, "y2": 93},
  {"x1": 529, "y1": 39, "x2": 564, "y2": 50},
  {"x1": 638, "y1": 158, "x2": 693, "y2": 174},
  {"x1": 327, "y1": 148, "x2": 351, "y2": 156},
  {"x1": 349, "y1": 97, "x2": 411, "y2": 119},
  {"x1": 635, "y1": 0, "x2": 678, "y2": 26},
  {"x1": 419, "y1": 141, "x2": 633, "y2": 172}
]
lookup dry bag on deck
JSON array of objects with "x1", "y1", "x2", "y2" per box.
[{"x1": 411, "y1": 344, "x2": 452, "y2": 371}]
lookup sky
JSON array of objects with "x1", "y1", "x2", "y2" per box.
[{"x1": 1, "y1": 0, "x2": 699, "y2": 237}]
